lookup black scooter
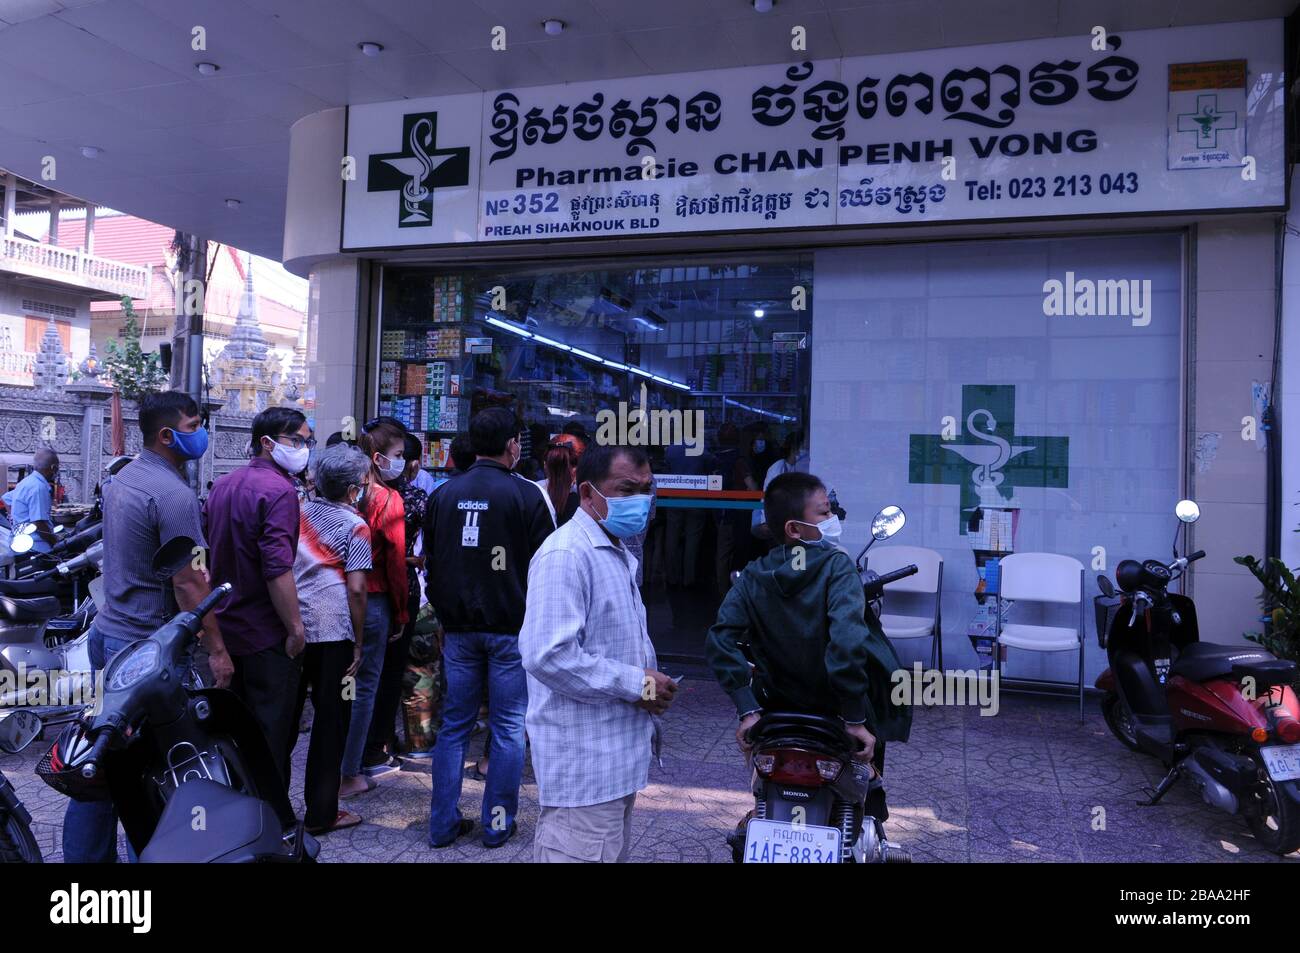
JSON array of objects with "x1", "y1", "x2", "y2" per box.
[{"x1": 37, "y1": 583, "x2": 319, "y2": 863}]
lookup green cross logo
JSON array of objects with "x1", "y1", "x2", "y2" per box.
[
  {"x1": 368, "y1": 111, "x2": 471, "y2": 228},
  {"x1": 1176, "y1": 94, "x2": 1238, "y2": 149},
  {"x1": 909, "y1": 385, "x2": 1069, "y2": 534}
]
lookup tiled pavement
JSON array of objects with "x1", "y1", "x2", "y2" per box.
[{"x1": 5, "y1": 677, "x2": 1298, "y2": 863}]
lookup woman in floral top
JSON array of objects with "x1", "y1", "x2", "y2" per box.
[{"x1": 364, "y1": 432, "x2": 429, "y2": 770}]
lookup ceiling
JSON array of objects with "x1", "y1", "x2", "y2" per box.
[{"x1": 0, "y1": 0, "x2": 1292, "y2": 261}]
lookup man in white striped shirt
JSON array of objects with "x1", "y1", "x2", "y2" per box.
[{"x1": 519, "y1": 444, "x2": 677, "y2": 863}]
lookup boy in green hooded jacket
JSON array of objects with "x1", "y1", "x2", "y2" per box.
[{"x1": 705, "y1": 471, "x2": 911, "y2": 791}]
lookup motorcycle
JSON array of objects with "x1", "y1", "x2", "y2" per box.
[
  {"x1": 10, "y1": 519, "x2": 101, "y2": 583},
  {"x1": 0, "y1": 710, "x2": 44, "y2": 862},
  {"x1": 1095, "y1": 499, "x2": 1300, "y2": 855},
  {"x1": 36, "y1": 583, "x2": 320, "y2": 863},
  {"x1": 3, "y1": 453, "x2": 122, "y2": 582},
  {"x1": 0, "y1": 541, "x2": 100, "y2": 732},
  {"x1": 736, "y1": 505, "x2": 916, "y2": 864}
]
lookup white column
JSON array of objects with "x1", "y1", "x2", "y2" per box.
[
  {"x1": 84, "y1": 203, "x2": 95, "y2": 255},
  {"x1": 1189, "y1": 217, "x2": 1277, "y2": 645},
  {"x1": 48, "y1": 195, "x2": 60, "y2": 245},
  {"x1": 2, "y1": 173, "x2": 15, "y2": 237}
]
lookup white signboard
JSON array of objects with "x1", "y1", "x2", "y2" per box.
[
  {"x1": 655, "y1": 474, "x2": 723, "y2": 492},
  {"x1": 341, "y1": 20, "x2": 1284, "y2": 252}
]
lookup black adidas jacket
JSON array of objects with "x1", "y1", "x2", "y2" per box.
[{"x1": 423, "y1": 459, "x2": 556, "y2": 634}]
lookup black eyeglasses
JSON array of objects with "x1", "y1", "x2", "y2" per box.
[{"x1": 276, "y1": 434, "x2": 317, "y2": 450}]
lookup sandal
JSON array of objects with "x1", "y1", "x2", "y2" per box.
[
  {"x1": 307, "y1": 810, "x2": 362, "y2": 835},
  {"x1": 339, "y1": 776, "x2": 377, "y2": 799}
]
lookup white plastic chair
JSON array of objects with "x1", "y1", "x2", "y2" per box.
[
  {"x1": 994, "y1": 552, "x2": 1086, "y2": 722},
  {"x1": 866, "y1": 545, "x2": 943, "y2": 670}
]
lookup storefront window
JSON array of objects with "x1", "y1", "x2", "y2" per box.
[{"x1": 378, "y1": 253, "x2": 814, "y2": 657}]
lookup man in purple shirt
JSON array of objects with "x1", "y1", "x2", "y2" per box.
[{"x1": 203, "y1": 406, "x2": 313, "y2": 786}]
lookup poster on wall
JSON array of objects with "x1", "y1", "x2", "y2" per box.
[
  {"x1": 341, "y1": 20, "x2": 1285, "y2": 251},
  {"x1": 1167, "y1": 60, "x2": 1249, "y2": 170}
]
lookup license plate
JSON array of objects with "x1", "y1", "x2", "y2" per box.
[
  {"x1": 1260, "y1": 745, "x2": 1300, "y2": 782},
  {"x1": 743, "y1": 818, "x2": 841, "y2": 864}
]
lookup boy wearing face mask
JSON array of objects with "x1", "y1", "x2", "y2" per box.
[{"x1": 705, "y1": 471, "x2": 911, "y2": 782}]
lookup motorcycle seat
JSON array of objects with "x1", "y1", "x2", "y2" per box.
[
  {"x1": 1231, "y1": 657, "x2": 1298, "y2": 691},
  {"x1": 752, "y1": 711, "x2": 854, "y2": 755},
  {"x1": 1170, "y1": 643, "x2": 1274, "y2": 683},
  {"x1": 139, "y1": 778, "x2": 286, "y2": 864},
  {"x1": 0, "y1": 595, "x2": 62, "y2": 624},
  {"x1": 0, "y1": 576, "x2": 58, "y2": 598}
]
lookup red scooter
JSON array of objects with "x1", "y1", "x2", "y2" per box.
[{"x1": 1095, "y1": 500, "x2": 1300, "y2": 854}]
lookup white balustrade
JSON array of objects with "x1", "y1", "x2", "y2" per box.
[{"x1": 1, "y1": 234, "x2": 148, "y2": 298}]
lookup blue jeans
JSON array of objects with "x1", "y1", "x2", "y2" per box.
[
  {"x1": 428, "y1": 631, "x2": 527, "y2": 846},
  {"x1": 62, "y1": 623, "x2": 136, "y2": 864},
  {"x1": 341, "y1": 596, "x2": 390, "y2": 778}
]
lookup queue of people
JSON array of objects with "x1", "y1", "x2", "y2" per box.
[{"x1": 58, "y1": 390, "x2": 895, "y2": 864}]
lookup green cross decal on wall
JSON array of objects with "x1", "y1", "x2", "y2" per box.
[
  {"x1": 1176, "y1": 94, "x2": 1238, "y2": 149},
  {"x1": 909, "y1": 384, "x2": 1070, "y2": 534}
]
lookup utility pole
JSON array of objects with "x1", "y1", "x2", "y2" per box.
[
  {"x1": 169, "y1": 232, "x2": 207, "y2": 398},
  {"x1": 169, "y1": 232, "x2": 207, "y2": 491}
]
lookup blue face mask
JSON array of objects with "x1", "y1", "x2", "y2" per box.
[
  {"x1": 590, "y1": 484, "x2": 652, "y2": 539},
  {"x1": 166, "y1": 426, "x2": 209, "y2": 461}
]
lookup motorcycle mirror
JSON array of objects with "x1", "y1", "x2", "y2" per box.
[
  {"x1": 10, "y1": 531, "x2": 33, "y2": 554},
  {"x1": 1175, "y1": 499, "x2": 1200, "y2": 523},
  {"x1": 1097, "y1": 575, "x2": 1115, "y2": 598},
  {"x1": 106, "y1": 455, "x2": 132, "y2": 476},
  {"x1": 871, "y1": 505, "x2": 906, "y2": 541},
  {"x1": 0, "y1": 710, "x2": 43, "y2": 754}
]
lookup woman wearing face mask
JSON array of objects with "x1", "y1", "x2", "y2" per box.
[
  {"x1": 339, "y1": 420, "x2": 409, "y2": 797},
  {"x1": 362, "y1": 432, "x2": 430, "y2": 771},
  {"x1": 291, "y1": 444, "x2": 373, "y2": 835}
]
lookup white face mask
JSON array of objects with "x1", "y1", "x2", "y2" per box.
[
  {"x1": 794, "y1": 514, "x2": 842, "y2": 543},
  {"x1": 377, "y1": 452, "x2": 405, "y2": 481},
  {"x1": 267, "y1": 439, "x2": 310, "y2": 475}
]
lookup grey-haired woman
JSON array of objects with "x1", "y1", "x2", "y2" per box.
[{"x1": 291, "y1": 443, "x2": 374, "y2": 834}]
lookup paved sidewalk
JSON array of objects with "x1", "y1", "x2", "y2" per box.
[{"x1": 5, "y1": 677, "x2": 1297, "y2": 863}]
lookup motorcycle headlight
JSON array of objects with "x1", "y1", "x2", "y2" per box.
[{"x1": 104, "y1": 639, "x2": 160, "y2": 692}]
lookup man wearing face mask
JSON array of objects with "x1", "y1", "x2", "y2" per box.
[
  {"x1": 705, "y1": 471, "x2": 911, "y2": 806},
  {"x1": 519, "y1": 444, "x2": 677, "y2": 863},
  {"x1": 204, "y1": 406, "x2": 313, "y2": 788},
  {"x1": 63, "y1": 390, "x2": 232, "y2": 862},
  {"x1": 422, "y1": 407, "x2": 555, "y2": 849}
]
